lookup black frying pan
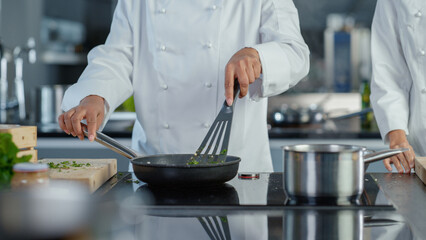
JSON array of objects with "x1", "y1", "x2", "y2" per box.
[{"x1": 83, "y1": 129, "x2": 241, "y2": 187}]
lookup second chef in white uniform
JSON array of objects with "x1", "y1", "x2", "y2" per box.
[
  {"x1": 59, "y1": 0, "x2": 310, "y2": 172},
  {"x1": 371, "y1": 0, "x2": 426, "y2": 173}
]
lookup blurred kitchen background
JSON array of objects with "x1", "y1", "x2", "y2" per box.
[{"x1": 0, "y1": 0, "x2": 389, "y2": 172}]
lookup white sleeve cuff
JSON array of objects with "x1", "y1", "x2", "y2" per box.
[
  {"x1": 377, "y1": 116, "x2": 410, "y2": 145},
  {"x1": 252, "y1": 42, "x2": 291, "y2": 97}
]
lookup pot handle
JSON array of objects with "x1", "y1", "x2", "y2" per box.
[
  {"x1": 82, "y1": 125, "x2": 140, "y2": 159},
  {"x1": 363, "y1": 148, "x2": 409, "y2": 164}
]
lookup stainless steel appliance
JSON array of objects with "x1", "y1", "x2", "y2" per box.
[{"x1": 35, "y1": 84, "x2": 70, "y2": 125}]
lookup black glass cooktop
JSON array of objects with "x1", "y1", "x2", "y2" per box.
[{"x1": 107, "y1": 173, "x2": 395, "y2": 210}]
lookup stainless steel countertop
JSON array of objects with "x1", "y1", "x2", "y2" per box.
[
  {"x1": 97, "y1": 172, "x2": 426, "y2": 239},
  {"x1": 371, "y1": 173, "x2": 426, "y2": 238}
]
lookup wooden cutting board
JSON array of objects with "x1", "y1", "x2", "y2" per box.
[
  {"x1": 415, "y1": 157, "x2": 426, "y2": 185},
  {"x1": 39, "y1": 158, "x2": 117, "y2": 193}
]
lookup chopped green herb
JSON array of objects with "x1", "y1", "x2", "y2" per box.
[
  {"x1": 125, "y1": 179, "x2": 141, "y2": 184},
  {"x1": 220, "y1": 149, "x2": 227, "y2": 155},
  {"x1": 187, "y1": 156, "x2": 200, "y2": 165},
  {"x1": 47, "y1": 160, "x2": 93, "y2": 171},
  {"x1": 188, "y1": 159, "x2": 199, "y2": 165}
]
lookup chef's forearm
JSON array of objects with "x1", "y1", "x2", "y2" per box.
[{"x1": 387, "y1": 129, "x2": 408, "y2": 146}]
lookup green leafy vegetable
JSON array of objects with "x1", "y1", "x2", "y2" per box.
[{"x1": 0, "y1": 133, "x2": 32, "y2": 188}]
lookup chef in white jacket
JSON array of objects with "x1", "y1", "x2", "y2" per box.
[
  {"x1": 59, "y1": 0, "x2": 309, "y2": 172},
  {"x1": 370, "y1": 0, "x2": 426, "y2": 173}
]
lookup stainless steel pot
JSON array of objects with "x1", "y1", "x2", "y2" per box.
[
  {"x1": 35, "y1": 84, "x2": 70, "y2": 124},
  {"x1": 282, "y1": 144, "x2": 408, "y2": 204}
]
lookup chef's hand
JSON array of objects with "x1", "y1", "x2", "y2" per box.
[
  {"x1": 58, "y1": 95, "x2": 105, "y2": 142},
  {"x1": 225, "y1": 47, "x2": 262, "y2": 106},
  {"x1": 384, "y1": 130, "x2": 415, "y2": 173}
]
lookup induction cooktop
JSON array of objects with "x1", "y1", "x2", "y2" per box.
[{"x1": 127, "y1": 173, "x2": 395, "y2": 210}]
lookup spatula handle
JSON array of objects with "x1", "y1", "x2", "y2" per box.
[{"x1": 225, "y1": 80, "x2": 241, "y2": 107}]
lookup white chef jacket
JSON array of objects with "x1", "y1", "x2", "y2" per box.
[
  {"x1": 62, "y1": 0, "x2": 309, "y2": 172},
  {"x1": 370, "y1": 0, "x2": 426, "y2": 156}
]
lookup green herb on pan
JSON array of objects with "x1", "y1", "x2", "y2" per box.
[
  {"x1": 220, "y1": 149, "x2": 227, "y2": 155},
  {"x1": 188, "y1": 160, "x2": 199, "y2": 165},
  {"x1": 187, "y1": 156, "x2": 199, "y2": 165}
]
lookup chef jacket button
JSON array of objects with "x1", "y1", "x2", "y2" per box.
[
  {"x1": 415, "y1": 10, "x2": 422, "y2": 18},
  {"x1": 163, "y1": 123, "x2": 169, "y2": 129},
  {"x1": 422, "y1": 88, "x2": 426, "y2": 94},
  {"x1": 420, "y1": 49, "x2": 425, "y2": 56},
  {"x1": 205, "y1": 82, "x2": 212, "y2": 88},
  {"x1": 161, "y1": 84, "x2": 168, "y2": 90},
  {"x1": 206, "y1": 42, "x2": 213, "y2": 49},
  {"x1": 203, "y1": 123, "x2": 210, "y2": 128},
  {"x1": 159, "y1": 8, "x2": 166, "y2": 14},
  {"x1": 160, "y1": 45, "x2": 166, "y2": 51},
  {"x1": 211, "y1": 5, "x2": 217, "y2": 10}
]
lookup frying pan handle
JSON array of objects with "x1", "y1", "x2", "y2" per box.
[
  {"x1": 363, "y1": 148, "x2": 409, "y2": 164},
  {"x1": 329, "y1": 107, "x2": 373, "y2": 121},
  {"x1": 82, "y1": 126, "x2": 140, "y2": 159}
]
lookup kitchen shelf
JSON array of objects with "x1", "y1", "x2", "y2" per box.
[{"x1": 41, "y1": 51, "x2": 87, "y2": 65}]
